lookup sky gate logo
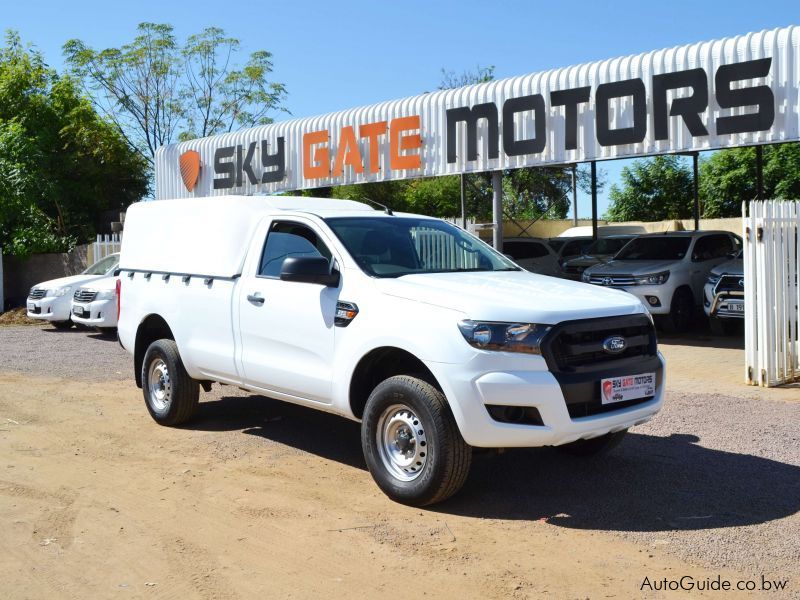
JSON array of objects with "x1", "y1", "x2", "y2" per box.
[{"x1": 198, "y1": 57, "x2": 775, "y2": 192}]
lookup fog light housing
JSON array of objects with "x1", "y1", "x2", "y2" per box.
[{"x1": 645, "y1": 296, "x2": 661, "y2": 307}]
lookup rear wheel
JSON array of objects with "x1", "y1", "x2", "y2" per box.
[
  {"x1": 661, "y1": 288, "x2": 693, "y2": 333},
  {"x1": 556, "y1": 429, "x2": 628, "y2": 457},
  {"x1": 361, "y1": 375, "x2": 471, "y2": 506},
  {"x1": 141, "y1": 339, "x2": 199, "y2": 426}
]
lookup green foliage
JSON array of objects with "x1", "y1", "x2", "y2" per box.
[
  {"x1": 0, "y1": 31, "x2": 148, "y2": 257},
  {"x1": 438, "y1": 65, "x2": 495, "y2": 90},
  {"x1": 700, "y1": 143, "x2": 800, "y2": 217},
  {"x1": 64, "y1": 23, "x2": 288, "y2": 161},
  {"x1": 606, "y1": 156, "x2": 694, "y2": 222}
]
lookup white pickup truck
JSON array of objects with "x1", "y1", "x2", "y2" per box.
[{"x1": 118, "y1": 196, "x2": 665, "y2": 505}]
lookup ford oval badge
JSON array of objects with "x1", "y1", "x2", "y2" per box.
[{"x1": 603, "y1": 336, "x2": 627, "y2": 354}]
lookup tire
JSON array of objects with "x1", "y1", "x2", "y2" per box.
[
  {"x1": 51, "y1": 320, "x2": 73, "y2": 330},
  {"x1": 361, "y1": 375, "x2": 472, "y2": 506},
  {"x1": 661, "y1": 288, "x2": 693, "y2": 333},
  {"x1": 556, "y1": 429, "x2": 628, "y2": 457},
  {"x1": 141, "y1": 339, "x2": 199, "y2": 426}
]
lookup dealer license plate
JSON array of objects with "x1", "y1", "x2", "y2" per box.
[
  {"x1": 72, "y1": 306, "x2": 86, "y2": 317},
  {"x1": 27, "y1": 302, "x2": 35, "y2": 312},
  {"x1": 601, "y1": 372, "x2": 655, "y2": 404}
]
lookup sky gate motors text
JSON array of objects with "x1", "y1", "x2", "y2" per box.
[{"x1": 446, "y1": 58, "x2": 774, "y2": 162}]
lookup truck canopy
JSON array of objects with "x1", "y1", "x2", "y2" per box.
[{"x1": 120, "y1": 195, "x2": 373, "y2": 278}]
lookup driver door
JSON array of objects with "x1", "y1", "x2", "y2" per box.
[{"x1": 238, "y1": 219, "x2": 340, "y2": 404}]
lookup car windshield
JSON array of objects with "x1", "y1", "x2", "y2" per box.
[
  {"x1": 587, "y1": 237, "x2": 631, "y2": 256},
  {"x1": 325, "y1": 217, "x2": 519, "y2": 278},
  {"x1": 83, "y1": 254, "x2": 119, "y2": 275},
  {"x1": 615, "y1": 237, "x2": 691, "y2": 260}
]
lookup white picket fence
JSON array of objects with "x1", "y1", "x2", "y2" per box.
[
  {"x1": 91, "y1": 233, "x2": 122, "y2": 264},
  {"x1": 743, "y1": 201, "x2": 800, "y2": 387}
]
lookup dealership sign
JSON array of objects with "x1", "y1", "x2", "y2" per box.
[{"x1": 155, "y1": 26, "x2": 800, "y2": 199}]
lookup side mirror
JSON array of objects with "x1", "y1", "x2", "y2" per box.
[{"x1": 280, "y1": 256, "x2": 340, "y2": 287}]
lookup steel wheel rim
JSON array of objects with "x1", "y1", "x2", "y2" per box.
[
  {"x1": 148, "y1": 358, "x2": 172, "y2": 412},
  {"x1": 376, "y1": 403, "x2": 428, "y2": 482}
]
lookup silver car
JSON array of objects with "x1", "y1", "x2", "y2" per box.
[{"x1": 583, "y1": 231, "x2": 742, "y2": 332}]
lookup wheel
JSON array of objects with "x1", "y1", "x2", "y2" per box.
[
  {"x1": 361, "y1": 375, "x2": 472, "y2": 506},
  {"x1": 141, "y1": 339, "x2": 199, "y2": 426},
  {"x1": 660, "y1": 288, "x2": 693, "y2": 333},
  {"x1": 51, "y1": 320, "x2": 73, "y2": 330},
  {"x1": 556, "y1": 429, "x2": 628, "y2": 457}
]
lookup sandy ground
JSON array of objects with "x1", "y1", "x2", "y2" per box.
[{"x1": 0, "y1": 326, "x2": 797, "y2": 598}]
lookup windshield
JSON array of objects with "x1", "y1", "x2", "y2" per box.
[
  {"x1": 587, "y1": 237, "x2": 632, "y2": 256},
  {"x1": 615, "y1": 237, "x2": 691, "y2": 261},
  {"x1": 83, "y1": 253, "x2": 119, "y2": 275},
  {"x1": 325, "y1": 217, "x2": 519, "y2": 278}
]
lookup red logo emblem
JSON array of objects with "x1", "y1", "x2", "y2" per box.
[
  {"x1": 179, "y1": 150, "x2": 201, "y2": 192},
  {"x1": 602, "y1": 380, "x2": 614, "y2": 401}
]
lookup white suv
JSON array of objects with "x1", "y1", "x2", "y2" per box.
[{"x1": 583, "y1": 231, "x2": 741, "y2": 332}]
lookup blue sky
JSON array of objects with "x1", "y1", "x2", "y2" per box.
[{"x1": 4, "y1": 0, "x2": 797, "y2": 216}]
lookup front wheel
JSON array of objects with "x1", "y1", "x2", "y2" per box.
[
  {"x1": 361, "y1": 375, "x2": 472, "y2": 506},
  {"x1": 660, "y1": 288, "x2": 693, "y2": 333},
  {"x1": 141, "y1": 339, "x2": 199, "y2": 426},
  {"x1": 556, "y1": 429, "x2": 628, "y2": 457}
]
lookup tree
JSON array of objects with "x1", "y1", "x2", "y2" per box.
[
  {"x1": 0, "y1": 31, "x2": 148, "y2": 257},
  {"x1": 700, "y1": 143, "x2": 800, "y2": 217},
  {"x1": 606, "y1": 156, "x2": 694, "y2": 222},
  {"x1": 438, "y1": 65, "x2": 495, "y2": 90},
  {"x1": 63, "y1": 23, "x2": 287, "y2": 162}
]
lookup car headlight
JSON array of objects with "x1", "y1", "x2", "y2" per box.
[
  {"x1": 633, "y1": 271, "x2": 670, "y2": 285},
  {"x1": 45, "y1": 287, "x2": 71, "y2": 297},
  {"x1": 706, "y1": 274, "x2": 720, "y2": 286},
  {"x1": 581, "y1": 271, "x2": 591, "y2": 282},
  {"x1": 96, "y1": 289, "x2": 116, "y2": 300},
  {"x1": 457, "y1": 320, "x2": 551, "y2": 354}
]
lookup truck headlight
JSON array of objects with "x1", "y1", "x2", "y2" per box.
[
  {"x1": 706, "y1": 274, "x2": 720, "y2": 286},
  {"x1": 633, "y1": 271, "x2": 670, "y2": 285},
  {"x1": 96, "y1": 289, "x2": 116, "y2": 300},
  {"x1": 45, "y1": 287, "x2": 70, "y2": 297},
  {"x1": 581, "y1": 272, "x2": 591, "y2": 283},
  {"x1": 457, "y1": 320, "x2": 551, "y2": 354}
]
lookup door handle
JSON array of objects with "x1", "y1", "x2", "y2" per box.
[{"x1": 247, "y1": 293, "x2": 265, "y2": 306}]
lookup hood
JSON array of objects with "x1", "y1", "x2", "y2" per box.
[
  {"x1": 710, "y1": 258, "x2": 743, "y2": 277},
  {"x1": 77, "y1": 275, "x2": 118, "y2": 291},
  {"x1": 32, "y1": 274, "x2": 104, "y2": 291},
  {"x1": 374, "y1": 270, "x2": 645, "y2": 324},
  {"x1": 585, "y1": 259, "x2": 679, "y2": 276}
]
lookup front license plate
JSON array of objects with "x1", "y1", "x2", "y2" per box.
[
  {"x1": 27, "y1": 302, "x2": 35, "y2": 312},
  {"x1": 72, "y1": 307, "x2": 85, "y2": 317},
  {"x1": 726, "y1": 303, "x2": 744, "y2": 313},
  {"x1": 601, "y1": 372, "x2": 655, "y2": 404}
]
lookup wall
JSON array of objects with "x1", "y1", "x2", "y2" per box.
[{"x1": 2, "y1": 245, "x2": 89, "y2": 309}]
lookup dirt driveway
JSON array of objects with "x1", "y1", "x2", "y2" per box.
[{"x1": 0, "y1": 326, "x2": 797, "y2": 599}]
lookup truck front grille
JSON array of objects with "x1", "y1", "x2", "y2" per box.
[
  {"x1": 541, "y1": 314, "x2": 661, "y2": 419},
  {"x1": 587, "y1": 274, "x2": 635, "y2": 286},
  {"x1": 716, "y1": 274, "x2": 744, "y2": 294},
  {"x1": 73, "y1": 289, "x2": 97, "y2": 303},
  {"x1": 28, "y1": 288, "x2": 46, "y2": 300}
]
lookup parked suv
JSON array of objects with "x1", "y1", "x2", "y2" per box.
[
  {"x1": 27, "y1": 253, "x2": 120, "y2": 329},
  {"x1": 561, "y1": 235, "x2": 637, "y2": 280},
  {"x1": 502, "y1": 237, "x2": 561, "y2": 276},
  {"x1": 583, "y1": 231, "x2": 741, "y2": 332},
  {"x1": 117, "y1": 196, "x2": 665, "y2": 506},
  {"x1": 704, "y1": 251, "x2": 744, "y2": 335}
]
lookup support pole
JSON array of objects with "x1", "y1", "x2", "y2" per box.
[
  {"x1": 590, "y1": 161, "x2": 598, "y2": 241},
  {"x1": 571, "y1": 164, "x2": 578, "y2": 226},
  {"x1": 692, "y1": 152, "x2": 700, "y2": 231},
  {"x1": 492, "y1": 171, "x2": 503, "y2": 252},
  {"x1": 460, "y1": 173, "x2": 467, "y2": 229},
  {"x1": 756, "y1": 145, "x2": 764, "y2": 201}
]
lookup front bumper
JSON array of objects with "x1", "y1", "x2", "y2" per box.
[
  {"x1": 70, "y1": 298, "x2": 117, "y2": 328},
  {"x1": 428, "y1": 351, "x2": 665, "y2": 448},
  {"x1": 592, "y1": 284, "x2": 673, "y2": 315},
  {"x1": 26, "y1": 296, "x2": 71, "y2": 322},
  {"x1": 703, "y1": 283, "x2": 744, "y2": 319}
]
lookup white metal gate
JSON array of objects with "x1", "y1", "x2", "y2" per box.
[
  {"x1": 743, "y1": 201, "x2": 800, "y2": 387},
  {"x1": 90, "y1": 233, "x2": 122, "y2": 265}
]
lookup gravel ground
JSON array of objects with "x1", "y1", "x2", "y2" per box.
[{"x1": 1, "y1": 324, "x2": 798, "y2": 582}]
